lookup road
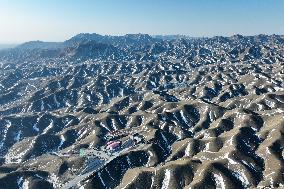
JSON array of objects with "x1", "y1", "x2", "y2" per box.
[{"x1": 59, "y1": 138, "x2": 142, "y2": 189}]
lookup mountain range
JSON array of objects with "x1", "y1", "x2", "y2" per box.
[{"x1": 0, "y1": 33, "x2": 283, "y2": 189}]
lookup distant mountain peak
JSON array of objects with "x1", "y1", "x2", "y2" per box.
[{"x1": 16, "y1": 40, "x2": 61, "y2": 50}]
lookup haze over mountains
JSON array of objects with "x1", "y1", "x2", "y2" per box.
[
  {"x1": 0, "y1": 33, "x2": 283, "y2": 189},
  {"x1": 0, "y1": 44, "x2": 18, "y2": 50}
]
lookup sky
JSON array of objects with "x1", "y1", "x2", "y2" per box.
[{"x1": 0, "y1": 0, "x2": 284, "y2": 43}]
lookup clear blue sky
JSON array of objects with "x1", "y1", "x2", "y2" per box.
[{"x1": 0, "y1": 0, "x2": 283, "y2": 43}]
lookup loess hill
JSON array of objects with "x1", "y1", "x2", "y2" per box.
[{"x1": 0, "y1": 34, "x2": 283, "y2": 189}]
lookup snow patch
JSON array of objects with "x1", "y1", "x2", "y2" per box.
[
  {"x1": 53, "y1": 94, "x2": 60, "y2": 108},
  {"x1": 58, "y1": 134, "x2": 66, "y2": 150},
  {"x1": 42, "y1": 120, "x2": 54, "y2": 134},
  {"x1": 185, "y1": 143, "x2": 191, "y2": 157},
  {"x1": 213, "y1": 173, "x2": 226, "y2": 189},
  {"x1": 98, "y1": 172, "x2": 106, "y2": 187},
  {"x1": 14, "y1": 130, "x2": 22, "y2": 142},
  {"x1": 180, "y1": 110, "x2": 189, "y2": 126},
  {"x1": 0, "y1": 120, "x2": 12, "y2": 149},
  {"x1": 17, "y1": 177, "x2": 29, "y2": 189},
  {"x1": 161, "y1": 169, "x2": 171, "y2": 189},
  {"x1": 48, "y1": 173, "x2": 61, "y2": 188},
  {"x1": 33, "y1": 123, "x2": 40, "y2": 132},
  {"x1": 232, "y1": 171, "x2": 250, "y2": 187}
]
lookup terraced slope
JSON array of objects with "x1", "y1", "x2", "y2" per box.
[{"x1": 0, "y1": 34, "x2": 283, "y2": 189}]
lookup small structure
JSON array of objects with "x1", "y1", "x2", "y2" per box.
[
  {"x1": 106, "y1": 141, "x2": 121, "y2": 150},
  {"x1": 131, "y1": 133, "x2": 143, "y2": 144},
  {"x1": 80, "y1": 149, "x2": 86, "y2": 157}
]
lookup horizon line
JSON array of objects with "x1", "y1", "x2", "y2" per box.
[{"x1": 1, "y1": 32, "x2": 283, "y2": 44}]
